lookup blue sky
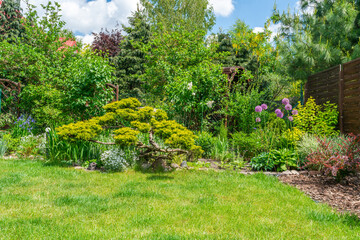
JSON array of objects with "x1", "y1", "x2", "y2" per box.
[
  {"x1": 23, "y1": 0, "x2": 301, "y2": 44},
  {"x1": 213, "y1": 0, "x2": 299, "y2": 33}
]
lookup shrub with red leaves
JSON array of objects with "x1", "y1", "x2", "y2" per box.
[
  {"x1": 91, "y1": 27, "x2": 123, "y2": 58},
  {"x1": 305, "y1": 134, "x2": 360, "y2": 180}
]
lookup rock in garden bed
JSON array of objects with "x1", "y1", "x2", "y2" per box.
[{"x1": 278, "y1": 173, "x2": 360, "y2": 218}]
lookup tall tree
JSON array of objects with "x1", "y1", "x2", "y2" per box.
[
  {"x1": 140, "y1": 0, "x2": 215, "y2": 34},
  {"x1": 272, "y1": 0, "x2": 360, "y2": 81},
  {"x1": 0, "y1": 0, "x2": 24, "y2": 42},
  {"x1": 113, "y1": 6, "x2": 151, "y2": 99}
]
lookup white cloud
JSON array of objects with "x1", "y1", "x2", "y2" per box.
[
  {"x1": 209, "y1": 0, "x2": 234, "y2": 17},
  {"x1": 77, "y1": 34, "x2": 95, "y2": 45},
  {"x1": 21, "y1": 0, "x2": 139, "y2": 43},
  {"x1": 253, "y1": 27, "x2": 264, "y2": 33}
]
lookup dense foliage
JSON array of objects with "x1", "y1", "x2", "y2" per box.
[
  {"x1": 0, "y1": 0, "x2": 24, "y2": 41},
  {"x1": 56, "y1": 98, "x2": 203, "y2": 169}
]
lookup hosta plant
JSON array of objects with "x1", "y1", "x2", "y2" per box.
[
  {"x1": 56, "y1": 98, "x2": 203, "y2": 170},
  {"x1": 250, "y1": 148, "x2": 298, "y2": 172}
]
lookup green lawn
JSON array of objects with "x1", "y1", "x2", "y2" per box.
[{"x1": 0, "y1": 159, "x2": 359, "y2": 239}]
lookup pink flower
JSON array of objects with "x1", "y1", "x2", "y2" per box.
[
  {"x1": 282, "y1": 98, "x2": 290, "y2": 105},
  {"x1": 285, "y1": 104, "x2": 292, "y2": 110},
  {"x1": 288, "y1": 116, "x2": 293, "y2": 121},
  {"x1": 275, "y1": 109, "x2": 281, "y2": 114},
  {"x1": 255, "y1": 106, "x2": 262, "y2": 113},
  {"x1": 292, "y1": 109, "x2": 298, "y2": 115},
  {"x1": 276, "y1": 112, "x2": 284, "y2": 118},
  {"x1": 261, "y1": 104, "x2": 268, "y2": 110},
  {"x1": 256, "y1": 117, "x2": 261, "y2": 123}
]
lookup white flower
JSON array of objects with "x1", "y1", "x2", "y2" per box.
[
  {"x1": 192, "y1": 92, "x2": 196, "y2": 96},
  {"x1": 45, "y1": 127, "x2": 51, "y2": 133},
  {"x1": 206, "y1": 101, "x2": 214, "y2": 108},
  {"x1": 187, "y1": 82, "x2": 193, "y2": 90},
  {"x1": 101, "y1": 148, "x2": 138, "y2": 172}
]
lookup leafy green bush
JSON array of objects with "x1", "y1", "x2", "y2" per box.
[
  {"x1": 0, "y1": 113, "x2": 16, "y2": 129},
  {"x1": 232, "y1": 131, "x2": 262, "y2": 159},
  {"x1": 195, "y1": 131, "x2": 215, "y2": 158},
  {"x1": 2, "y1": 134, "x2": 20, "y2": 153},
  {"x1": 250, "y1": 149, "x2": 298, "y2": 172},
  {"x1": 226, "y1": 88, "x2": 264, "y2": 133},
  {"x1": 294, "y1": 97, "x2": 338, "y2": 136}
]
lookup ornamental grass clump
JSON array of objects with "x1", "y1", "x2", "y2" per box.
[{"x1": 56, "y1": 98, "x2": 203, "y2": 170}]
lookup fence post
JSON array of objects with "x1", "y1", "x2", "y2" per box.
[{"x1": 338, "y1": 64, "x2": 344, "y2": 134}]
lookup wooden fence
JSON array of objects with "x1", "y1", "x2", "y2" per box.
[{"x1": 306, "y1": 58, "x2": 360, "y2": 134}]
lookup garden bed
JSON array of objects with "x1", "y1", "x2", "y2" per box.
[{"x1": 278, "y1": 173, "x2": 360, "y2": 218}]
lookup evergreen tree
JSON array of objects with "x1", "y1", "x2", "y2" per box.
[
  {"x1": 272, "y1": 0, "x2": 360, "y2": 81},
  {"x1": 0, "y1": 0, "x2": 24, "y2": 42},
  {"x1": 113, "y1": 6, "x2": 151, "y2": 99}
]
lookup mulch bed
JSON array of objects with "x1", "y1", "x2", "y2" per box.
[{"x1": 278, "y1": 173, "x2": 360, "y2": 217}]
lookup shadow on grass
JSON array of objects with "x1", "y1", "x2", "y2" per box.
[
  {"x1": 307, "y1": 210, "x2": 360, "y2": 227},
  {"x1": 146, "y1": 175, "x2": 174, "y2": 181}
]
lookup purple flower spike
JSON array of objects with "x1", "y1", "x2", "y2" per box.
[
  {"x1": 276, "y1": 112, "x2": 284, "y2": 118},
  {"x1": 285, "y1": 104, "x2": 292, "y2": 110},
  {"x1": 256, "y1": 117, "x2": 261, "y2": 123},
  {"x1": 261, "y1": 104, "x2": 268, "y2": 110},
  {"x1": 282, "y1": 98, "x2": 290, "y2": 105},
  {"x1": 288, "y1": 116, "x2": 293, "y2": 121},
  {"x1": 275, "y1": 109, "x2": 281, "y2": 114},
  {"x1": 292, "y1": 109, "x2": 298, "y2": 115},
  {"x1": 255, "y1": 106, "x2": 262, "y2": 113}
]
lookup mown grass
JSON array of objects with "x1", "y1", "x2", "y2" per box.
[{"x1": 0, "y1": 159, "x2": 359, "y2": 239}]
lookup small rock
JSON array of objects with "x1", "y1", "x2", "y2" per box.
[
  {"x1": 281, "y1": 170, "x2": 292, "y2": 175},
  {"x1": 298, "y1": 171, "x2": 308, "y2": 176},
  {"x1": 170, "y1": 163, "x2": 180, "y2": 169},
  {"x1": 141, "y1": 163, "x2": 152, "y2": 170},
  {"x1": 180, "y1": 161, "x2": 188, "y2": 168},
  {"x1": 263, "y1": 172, "x2": 278, "y2": 176},
  {"x1": 198, "y1": 168, "x2": 208, "y2": 171},
  {"x1": 164, "y1": 167, "x2": 172, "y2": 172},
  {"x1": 74, "y1": 166, "x2": 84, "y2": 170},
  {"x1": 308, "y1": 171, "x2": 320, "y2": 176},
  {"x1": 87, "y1": 162, "x2": 97, "y2": 171},
  {"x1": 290, "y1": 170, "x2": 300, "y2": 175}
]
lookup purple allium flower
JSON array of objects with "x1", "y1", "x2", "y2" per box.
[
  {"x1": 255, "y1": 106, "x2": 262, "y2": 113},
  {"x1": 261, "y1": 104, "x2": 268, "y2": 110},
  {"x1": 275, "y1": 109, "x2": 281, "y2": 114},
  {"x1": 285, "y1": 104, "x2": 292, "y2": 110},
  {"x1": 256, "y1": 117, "x2": 261, "y2": 122},
  {"x1": 288, "y1": 116, "x2": 293, "y2": 121},
  {"x1": 276, "y1": 112, "x2": 284, "y2": 118},
  {"x1": 292, "y1": 109, "x2": 298, "y2": 115},
  {"x1": 282, "y1": 98, "x2": 290, "y2": 105}
]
